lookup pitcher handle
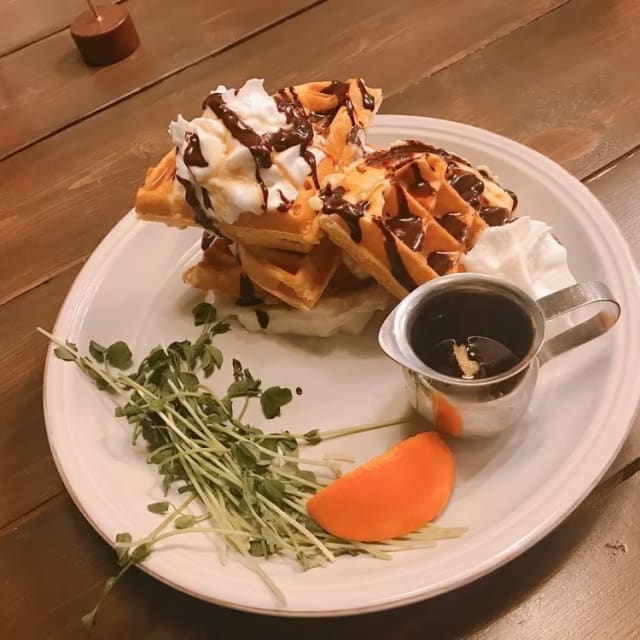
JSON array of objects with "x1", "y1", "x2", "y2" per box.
[{"x1": 537, "y1": 281, "x2": 620, "y2": 366}]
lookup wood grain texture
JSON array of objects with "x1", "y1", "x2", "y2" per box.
[
  {"x1": 586, "y1": 149, "x2": 640, "y2": 481},
  {"x1": 1, "y1": 458, "x2": 637, "y2": 639},
  {"x1": 0, "y1": 266, "x2": 81, "y2": 524},
  {"x1": 384, "y1": 0, "x2": 640, "y2": 180},
  {"x1": 0, "y1": 0, "x2": 117, "y2": 57},
  {"x1": 0, "y1": 0, "x2": 321, "y2": 159},
  {"x1": 0, "y1": 0, "x2": 570, "y2": 306}
]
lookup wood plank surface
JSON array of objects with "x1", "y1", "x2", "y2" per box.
[
  {"x1": 585, "y1": 148, "x2": 640, "y2": 479},
  {"x1": 384, "y1": 0, "x2": 640, "y2": 180},
  {"x1": 0, "y1": 0, "x2": 576, "y2": 306},
  {"x1": 0, "y1": 267, "x2": 81, "y2": 524},
  {"x1": 1, "y1": 451, "x2": 637, "y2": 639},
  {"x1": 0, "y1": 0, "x2": 321, "y2": 159},
  {"x1": 0, "y1": 0, "x2": 117, "y2": 57}
]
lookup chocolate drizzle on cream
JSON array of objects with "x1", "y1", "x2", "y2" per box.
[
  {"x1": 273, "y1": 88, "x2": 320, "y2": 190},
  {"x1": 319, "y1": 185, "x2": 368, "y2": 242},
  {"x1": 184, "y1": 132, "x2": 208, "y2": 167},
  {"x1": 202, "y1": 92, "x2": 272, "y2": 210},
  {"x1": 254, "y1": 308, "x2": 269, "y2": 329}
]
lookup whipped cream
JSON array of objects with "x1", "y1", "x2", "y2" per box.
[
  {"x1": 210, "y1": 285, "x2": 391, "y2": 337},
  {"x1": 462, "y1": 217, "x2": 576, "y2": 298},
  {"x1": 169, "y1": 79, "x2": 326, "y2": 224}
]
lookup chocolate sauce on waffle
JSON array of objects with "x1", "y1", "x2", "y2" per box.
[
  {"x1": 254, "y1": 309, "x2": 269, "y2": 329},
  {"x1": 184, "y1": 132, "x2": 208, "y2": 167},
  {"x1": 374, "y1": 218, "x2": 417, "y2": 292},
  {"x1": 176, "y1": 175, "x2": 216, "y2": 230},
  {"x1": 448, "y1": 171, "x2": 485, "y2": 208},
  {"x1": 507, "y1": 189, "x2": 519, "y2": 211},
  {"x1": 366, "y1": 140, "x2": 469, "y2": 170},
  {"x1": 479, "y1": 206, "x2": 511, "y2": 227},
  {"x1": 319, "y1": 185, "x2": 368, "y2": 243},
  {"x1": 410, "y1": 290, "x2": 531, "y2": 379},
  {"x1": 201, "y1": 231, "x2": 216, "y2": 251},
  {"x1": 385, "y1": 185, "x2": 424, "y2": 251},
  {"x1": 439, "y1": 212, "x2": 469, "y2": 245},
  {"x1": 427, "y1": 251, "x2": 454, "y2": 276},
  {"x1": 236, "y1": 274, "x2": 263, "y2": 307},
  {"x1": 357, "y1": 79, "x2": 376, "y2": 111},
  {"x1": 408, "y1": 163, "x2": 435, "y2": 198},
  {"x1": 317, "y1": 81, "x2": 363, "y2": 148}
]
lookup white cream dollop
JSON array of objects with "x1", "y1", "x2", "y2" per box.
[
  {"x1": 169, "y1": 79, "x2": 325, "y2": 224},
  {"x1": 462, "y1": 217, "x2": 576, "y2": 298},
  {"x1": 209, "y1": 285, "x2": 391, "y2": 337}
]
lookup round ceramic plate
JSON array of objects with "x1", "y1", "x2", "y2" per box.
[{"x1": 43, "y1": 115, "x2": 640, "y2": 616}]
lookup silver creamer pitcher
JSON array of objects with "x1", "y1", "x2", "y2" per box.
[{"x1": 378, "y1": 274, "x2": 620, "y2": 437}]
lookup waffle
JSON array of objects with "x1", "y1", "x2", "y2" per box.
[
  {"x1": 184, "y1": 232, "x2": 342, "y2": 311},
  {"x1": 317, "y1": 140, "x2": 517, "y2": 299},
  {"x1": 135, "y1": 79, "x2": 382, "y2": 253}
]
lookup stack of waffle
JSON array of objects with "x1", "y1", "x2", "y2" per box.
[{"x1": 134, "y1": 79, "x2": 517, "y2": 321}]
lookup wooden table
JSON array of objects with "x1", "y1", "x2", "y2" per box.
[{"x1": 1, "y1": 1, "x2": 639, "y2": 637}]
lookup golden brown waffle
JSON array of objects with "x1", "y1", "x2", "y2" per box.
[
  {"x1": 184, "y1": 233, "x2": 342, "y2": 311},
  {"x1": 317, "y1": 141, "x2": 517, "y2": 299},
  {"x1": 238, "y1": 238, "x2": 342, "y2": 311},
  {"x1": 135, "y1": 79, "x2": 382, "y2": 253}
]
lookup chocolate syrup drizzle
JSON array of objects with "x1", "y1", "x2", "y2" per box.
[
  {"x1": 357, "y1": 78, "x2": 376, "y2": 111},
  {"x1": 184, "y1": 132, "x2": 208, "y2": 167},
  {"x1": 316, "y1": 81, "x2": 364, "y2": 148},
  {"x1": 273, "y1": 88, "x2": 320, "y2": 189},
  {"x1": 176, "y1": 175, "x2": 216, "y2": 230},
  {"x1": 318, "y1": 185, "x2": 368, "y2": 243},
  {"x1": 236, "y1": 274, "x2": 263, "y2": 307},
  {"x1": 385, "y1": 185, "x2": 424, "y2": 251},
  {"x1": 254, "y1": 308, "x2": 269, "y2": 329},
  {"x1": 374, "y1": 218, "x2": 418, "y2": 292}
]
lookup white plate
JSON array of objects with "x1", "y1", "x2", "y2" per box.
[{"x1": 43, "y1": 115, "x2": 640, "y2": 616}]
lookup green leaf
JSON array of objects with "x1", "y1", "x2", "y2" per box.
[
  {"x1": 233, "y1": 441, "x2": 260, "y2": 469},
  {"x1": 208, "y1": 345, "x2": 223, "y2": 369},
  {"x1": 249, "y1": 540, "x2": 266, "y2": 557},
  {"x1": 227, "y1": 379, "x2": 261, "y2": 399},
  {"x1": 192, "y1": 302, "x2": 217, "y2": 326},
  {"x1": 297, "y1": 469, "x2": 317, "y2": 485},
  {"x1": 147, "y1": 501, "x2": 171, "y2": 515},
  {"x1": 260, "y1": 477, "x2": 285, "y2": 502},
  {"x1": 147, "y1": 347, "x2": 169, "y2": 370},
  {"x1": 232, "y1": 358, "x2": 243, "y2": 380},
  {"x1": 260, "y1": 386, "x2": 293, "y2": 419},
  {"x1": 211, "y1": 320, "x2": 231, "y2": 335},
  {"x1": 106, "y1": 341, "x2": 132, "y2": 369},
  {"x1": 89, "y1": 339, "x2": 107, "y2": 363},
  {"x1": 178, "y1": 371, "x2": 199, "y2": 391},
  {"x1": 173, "y1": 514, "x2": 198, "y2": 529},
  {"x1": 130, "y1": 543, "x2": 152, "y2": 563},
  {"x1": 53, "y1": 346, "x2": 75, "y2": 361}
]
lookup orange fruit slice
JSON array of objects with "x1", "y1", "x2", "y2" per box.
[{"x1": 307, "y1": 431, "x2": 455, "y2": 541}]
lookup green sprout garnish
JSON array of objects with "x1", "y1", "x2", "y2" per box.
[{"x1": 37, "y1": 302, "x2": 466, "y2": 633}]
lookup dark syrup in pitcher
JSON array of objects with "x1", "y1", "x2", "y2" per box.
[{"x1": 410, "y1": 290, "x2": 534, "y2": 379}]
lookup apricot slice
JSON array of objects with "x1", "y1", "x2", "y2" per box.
[{"x1": 307, "y1": 432, "x2": 455, "y2": 541}]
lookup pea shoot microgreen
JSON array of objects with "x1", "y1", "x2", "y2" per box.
[{"x1": 37, "y1": 302, "x2": 466, "y2": 634}]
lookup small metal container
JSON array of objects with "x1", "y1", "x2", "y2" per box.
[{"x1": 379, "y1": 274, "x2": 620, "y2": 437}]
